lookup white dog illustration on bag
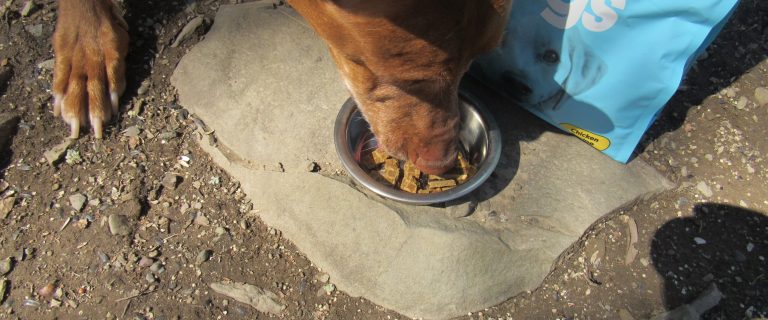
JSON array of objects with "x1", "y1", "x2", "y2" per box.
[{"x1": 473, "y1": 0, "x2": 625, "y2": 110}]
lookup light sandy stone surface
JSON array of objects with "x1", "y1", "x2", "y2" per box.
[{"x1": 171, "y1": 3, "x2": 672, "y2": 318}]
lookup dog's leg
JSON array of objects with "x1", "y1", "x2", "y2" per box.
[{"x1": 53, "y1": 0, "x2": 128, "y2": 139}]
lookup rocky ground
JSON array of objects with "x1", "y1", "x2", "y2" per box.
[{"x1": 0, "y1": 0, "x2": 766, "y2": 319}]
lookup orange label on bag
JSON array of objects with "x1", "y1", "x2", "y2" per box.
[{"x1": 560, "y1": 123, "x2": 611, "y2": 151}]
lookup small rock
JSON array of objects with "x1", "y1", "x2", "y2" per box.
[
  {"x1": 25, "y1": 24, "x2": 43, "y2": 37},
  {"x1": 209, "y1": 282, "x2": 286, "y2": 315},
  {"x1": 747, "y1": 243, "x2": 754, "y2": 252},
  {"x1": 618, "y1": 308, "x2": 636, "y2": 320},
  {"x1": 150, "y1": 261, "x2": 164, "y2": 273},
  {"x1": 20, "y1": 0, "x2": 35, "y2": 16},
  {"x1": 0, "y1": 279, "x2": 7, "y2": 304},
  {"x1": 49, "y1": 299, "x2": 62, "y2": 307},
  {"x1": 38, "y1": 283, "x2": 56, "y2": 299},
  {"x1": 69, "y1": 193, "x2": 87, "y2": 211},
  {"x1": 43, "y1": 139, "x2": 74, "y2": 165},
  {"x1": 108, "y1": 214, "x2": 132, "y2": 236},
  {"x1": 694, "y1": 237, "x2": 707, "y2": 245},
  {"x1": 696, "y1": 181, "x2": 713, "y2": 197},
  {"x1": 158, "y1": 131, "x2": 177, "y2": 140},
  {"x1": 147, "y1": 249, "x2": 160, "y2": 258},
  {"x1": 138, "y1": 257, "x2": 154, "y2": 268},
  {"x1": 0, "y1": 196, "x2": 15, "y2": 219},
  {"x1": 196, "y1": 249, "x2": 212, "y2": 264},
  {"x1": 171, "y1": 16, "x2": 205, "y2": 47},
  {"x1": 724, "y1": 88, "x2": 736, "y2": 98},
  {"x1": 735, "y1": 96, "x2": 748, "y2": 110},
  {"x1": 37, "y1": 59, "x2": 55, "y2": 71},
  {"x1": 306, "y1": 161, "x2": 319, "y2": 172},
  {"x1": 145, "y1": 273, "x2": 157, "y2": 283},
  {"x1": 194, "y1": 214, "x2": 210, "y2": 226},
  {"x1": 0, "y1": 257, "x2": 12, "y2": 275},
  {"x1": 755, "y1": 87, "x2": 768, "y2": 106},
  {"x1": 137, "y1": 81, "x2": 150, "y2": 95},
  {"x1": 162, "y1": 173, "x2": 181, "y2": 191},
  {"x1": 122, "y1": 125, "x2": 141, "y2": 137},
  {"x1": 315, "y1": 273, "x2": 330, "y2": 283}
]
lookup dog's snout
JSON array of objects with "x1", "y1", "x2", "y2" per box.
[{"x1": 501, "y1": 71, "x2": 532, "y2": 97}]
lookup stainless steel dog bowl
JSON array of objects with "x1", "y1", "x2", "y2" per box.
[{"x1": 334, "y1": 90, "x2": 502, "y2": 205}]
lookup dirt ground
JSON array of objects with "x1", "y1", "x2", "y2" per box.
[{"x1": 0, "y1": 0, "x2": 766, "y2": 319}]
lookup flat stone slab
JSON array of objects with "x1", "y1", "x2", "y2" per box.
[{"x1": 171, "y1": 3, "x2": 673, "y2": 319}]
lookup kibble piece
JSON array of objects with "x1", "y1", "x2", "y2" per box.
[
  {"x1": 372, "y1": 149, "x2": 390, "y2": 165},
  {"x1": 428, "y1": 179, "x2": 457, "y2": 189},
  {"x1": 399, "y1": 176, "x2": 419, "y2": 193},
  {"x1": 379, "y1": 159, "x2": 400, "y2": 185}
]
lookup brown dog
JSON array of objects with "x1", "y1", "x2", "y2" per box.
[{"x1": 52, "y1": 0, "x2": 510, "y2": 174}]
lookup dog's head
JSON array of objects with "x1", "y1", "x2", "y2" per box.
[
  {"x1": 290, "y1": 0, "x2": 511, "y2": 174},
  {"x1": 473, "y1": 1, "x2": 605, "y2": 110}
]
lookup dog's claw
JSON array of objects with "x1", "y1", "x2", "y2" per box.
[{"x1": 53, "y1": 0, "x2": 128, "y2": 139}]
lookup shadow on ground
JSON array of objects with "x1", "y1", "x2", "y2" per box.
[
  {"x1": 638, "y1": 0, "x2": 768, "y2": 154},
  {"x1": 651, "y1": 203, "x2": 768, "y2": 318}
]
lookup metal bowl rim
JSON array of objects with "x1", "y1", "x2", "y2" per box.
[{"x1": 333, "y1": 90, "x2": 502, "y2": 205}]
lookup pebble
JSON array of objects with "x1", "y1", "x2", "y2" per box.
[
  {"x1": 696, "y1": 181, "x2": 713, "y2": 197},
  {"x1": 24, "y1": 24, "x2": 43, "y2": 37},
  {"x1": 137, "y1": 81, "x2": 150, "y2": 95},
  {"x1": 150, "y1": 261, "x2": 164, "y2": 273},
  {"x1": 38, "y1": 283, "x2": 56, "y2": 298},
  {"x1": 162, "y1": 173, "x2": 181, "y2": 191},
  {"x1": 316, "y1": 273, "x2": 330, "y2": 283},
  {"x1": 196, "y1": 250, "x2": 212, "y2": 264},
  {"x1": 145, "y1": 273, "x2": 157, "y2": 283},
  {"x1": 0, "y1": 196, "x2": 14, "y2": 219},
  {"x1": 0, "y1": 279, "x2": 6, "y2": 304},
  {"x1": 158, "y1": 131, "x2": 178, "y2": 140},
  {"x1": 306, "y1": 161, "x2": 319, "y2": 172},
  {"x1": 69, "y1": 193, "x2": 87, "y2": 211},
  {"x1": 108, "y1": 214, "x2": 132, "y2": 236},
  {"x1": 147, "y1": 250, "x2": 160, "y2": 258},
  {"x1": 194, "y1": 214, "x2": 210, "y2": 226},
  {"x1": 0, "y1": 257, "x2": 12, "y2": 275},
  {"x1": 694, "y1": 237, "x2": 707, "y2": 245},
  {"x1": 37, "y1": 58, "x2": 55, "y2": 71},
  {"x1": 171, "y1": 16, "x2": 205, "y2": 47},
  {"x1": 747, "y1": 243, "x2": 754, "y2": 252},
  {"x1": 755, "y1": 87, "x2": 768, "y2": 106},
  {"x1": 735, "y1": 96, "x2": 748, "y2": 110},
  {"x1": 122, "y1": 126, "x2": 141, "y2": 137},
  {"x1": 20, "y1": 0, "x2": 35, "y2": 16},
  {"x1": 138, "y1": 257, "x2": 154, "y2": 268},
  {"x1": 43, "y1": 139, "x2": 74, "y2": 165},
  {"x1": 725, "y1": 88, "x2": 736, "y2": 98}
]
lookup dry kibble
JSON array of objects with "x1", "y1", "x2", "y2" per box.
[{"x1": 362, "y1": 148, "x2": 475, "y2": 194}]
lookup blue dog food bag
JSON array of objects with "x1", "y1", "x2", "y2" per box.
[{"x1": 471, "y1": 0, "x2": 739, "y2": 162}]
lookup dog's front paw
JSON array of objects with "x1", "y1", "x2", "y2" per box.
[{"x1": 52, "y1": 0, "x2": 128, "y2": 139}]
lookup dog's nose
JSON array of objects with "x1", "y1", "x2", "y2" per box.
[
  {"x1": 412, "y1": 146, "x2": 458, "y2": 175},
  {"x1": 501, "y1": 71, "x2": 532, "y2": 97}
]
